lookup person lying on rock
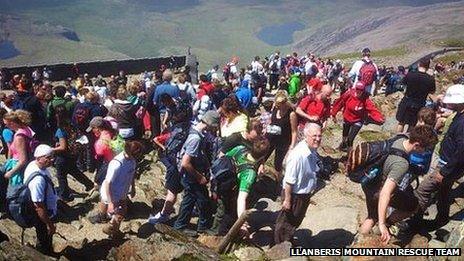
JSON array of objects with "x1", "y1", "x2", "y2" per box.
[{"x1": 89, "y1": 140, "x2": 144, "y2": 237}]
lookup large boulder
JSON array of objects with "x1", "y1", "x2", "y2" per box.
[
  {"x1": 443, "y1": 221, "x2": 464, "y2": 261},
  {"x1": 0, "y1": 240, "x2": 55, "y2": 261},
  {"x1": 233, "y1": 247, "x2": 265, "y2": 261}
]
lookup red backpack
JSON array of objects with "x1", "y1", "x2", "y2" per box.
[{"x1": 358, "y1": 60, "x2": 377, "y2": 86}]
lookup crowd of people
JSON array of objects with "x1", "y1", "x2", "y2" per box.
[{"x1": 0, "y1": 47, "x2": 463, "y2": 256}]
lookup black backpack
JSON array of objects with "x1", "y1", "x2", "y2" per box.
[
  {"x1": 72, "y1": 104, "x2": 91, "y2": 131},
  {"x1": 165, "y1": 123, "x2": 190, "y2": 157},
  {"x1": 346, "y1": 135, "x2": 409, "y2": 185},
  {"x1": 210, "y1": 154, "x2": 253, "y2": 195},
  {"x1": 7, "y1": 172, "x2": 54, "y2": 228}
]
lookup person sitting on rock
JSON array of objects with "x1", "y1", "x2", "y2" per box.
[
  {"x1": 331, "y1": 81, "x2": 385, "y2": 152},
  {"x1": 91, "y1": 140, "x2": 144, "y2": 237},
  {"x1": 359, "y1": 125, "x2": 438, "y2": 244}
]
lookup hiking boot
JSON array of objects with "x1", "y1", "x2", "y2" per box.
[
  {"x1": 148, "y1": 212, "x2": 170, "y2": 225},
  {"x1": 102, "y1": 223, "x2": 123, "y2": 238},
  {"x1": 88, "y1": 212, "x2": 110, "y2": 224}
]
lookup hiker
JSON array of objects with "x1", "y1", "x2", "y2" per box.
[
  {"x1": 348, "y1": 48, "x2": 379, "y2": 96},
  {"x1": 72, "y1": 91, "x2": 108, "y2": 173},
  {"x1": 396, "y1": 58, "x2": 436, "y2": 133},
  {"x1": 173, "y1": 110, "x2": 220, "y2": 236},
  {"x1": 22, "y1": 144, "x2": 58, "y2": 254},
  {"x1": 87, "y1": 117, "x2": 118, "y2": 187},
  {"x1": 265, "y1": 91, "x2": 298, "y2": 173},
  {"x1": 220, "y1": 97, "x2": 249, "y2": 138},
  {"x1": 209, "y1": 139, "x2": 270, "y2": 236},
  {"x1": 358, "y1": 125, "x2": 438, "y2": 244},
  {"x1": 3, "y1": 110, "x2": 37, "y2": 188},
  {"x1": 92, "y1": 141, "x2": 144, "y2": 236},
  {"x1": 52, "y1": 105, "x2": 94, "y2": 202},
  {"x1": 46, "y1": 85, "x2": 75, "y2": 134},
  {"x1": 331, "y1": 81, "x2": 385, "y2": 152},
  {"x1": 220, "y1": 118, "x2": 264, "y2": 155},
  {"x1": 177, "y1": 74, "x2": 196, "y2": 106},
  {"x1": 384, "y1": 66, "x2": 406, "y2": 96},
  {"x1": 108, "y1": 87, "x2": 141, "y2": 140},
  {"x1": 274, "y1": 123, "x2": 322, "y2": 244},
  {"x1": 296, "y1": 84, "x2": 332, "y2": 128},
  {"x1": 235, "y1": 79, "x2": 253, "y2": 112},
  {"x1": 152, "y1": 69, "x2": 180, "y2": 132},
  {"x1": 268, "y1": 54, "x2": 282, "y2": 90},
  {"x1": 413, "y1": 84, "x2": 464, "y2": 229}
]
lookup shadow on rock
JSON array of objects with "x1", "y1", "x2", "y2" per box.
[
  {"x1": 127, "y1": 201, "x2": 152, "y2": 220},
  {"x1": 61, "y1": 238, "x2": 127, "y2": 261},
  {"x1": 304, "y1": 228, "x2": 354, "y2": 248},
  {"x1": 57, "y1": 200, "x2": 94, "y2": 223}
]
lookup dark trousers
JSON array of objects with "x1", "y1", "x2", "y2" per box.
[
  {"x1": 34, "y1": 218, "x2": 53, "y2": 254},
  {"x1": 77, "y1": 134, "x2": 96, "y2": 172},
  {"x1": 274, "y1": 193, "x2": 311, "y2": 244},
  {"x1": 55, "y1": 156, "x2": 93, "y2": 197},
  {"x1": 0, "y1": 174, "x2": 6, "y2": 213},
  {"x1": 211, "y1": 192, "x2": 238, "y2": 235},
  {"x1": 342, "y1": 122, "x2": 362, "y2": 148},
  {"x1": 269, "y1": 74, "x2": 279, "y2": 90},
  {"x1": 94, "y1": 160, "x2": 109, "y2": 186},
  {"x1": 266, "y1": 140, "x2": 291, "y2": 172},
  {"x1": 174, "y1": 177, "x2": 211, "y2": 231}
]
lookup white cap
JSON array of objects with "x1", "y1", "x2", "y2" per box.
[
  {"x1": 442, "y1": 84, "x2": 464, "y2": 104},
  {"x1": 34, "y1": 144, "x2": 53, "y2": 158}
]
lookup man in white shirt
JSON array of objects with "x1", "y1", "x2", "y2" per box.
[
  {"x1": 23, "y1": 144, "x2": 58, "y2": 254},
  {"x1": 274, "y1": 123, "x2": 322, "y2": 244},
  {"x1": 348, "y1": 48, "x2": 379, "y2": 95}
]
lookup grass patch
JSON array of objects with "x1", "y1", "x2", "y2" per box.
[
  {"x1": 435, "y1": 51, "x2": 464, "y2": 64},
  {"x1": 358, "y1": 130, "x2": 390, "y2": 142},
  {"x1": 328, "y1": 46, "x2": 408, "y2": 60},
  {"x1": 435, "y1": 38, "x2": 464, "y2": 48}
]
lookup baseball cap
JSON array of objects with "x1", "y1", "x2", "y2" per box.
[
  {"x1": 34, "y1": 144, "x2": 53, "y2": 158},
  {"x1": 354, "y1": 81, "x2": 366, "y2": 90},
  {"x1": 442, "y1": 84, "x2": 464, "y2": 104},
  {"x1": 86, "y1": 116, "x2": 106, "y2": 132},
  {"x1": 201, "y1": 110, "x2": 220, "y2": 128}
]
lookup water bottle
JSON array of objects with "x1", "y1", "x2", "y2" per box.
[{"x1": 361, "y1": 167, "x2": 380, "y2": 185}]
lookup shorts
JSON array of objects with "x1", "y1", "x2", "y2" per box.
[
  {"x1": 363, "y1": 181, "x2": 418, "y2": 220},
  {"x1": 396, "y1": 97, "x2": 424, "y2": 126},
  {"x1": 160, "y1": 155, "x2": 183, "y2": 194}
]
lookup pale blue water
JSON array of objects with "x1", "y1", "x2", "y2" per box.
[
  {"x1": 0, "y1": 40, "x2": 21, "y2": 59},
  {"x1": 256, "y1": 21, "x2": 305, "y2": 46}
]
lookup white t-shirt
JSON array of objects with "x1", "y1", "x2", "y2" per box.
[
  {"x1": 23, "y1": 161, "x2": 58, "y2": 216},
  {"x1": 283, "y1": 141, "x2": 320, "y2": 194},
  {"x1": 100, "y1": 152, "x2": 136, "y2": 204}
]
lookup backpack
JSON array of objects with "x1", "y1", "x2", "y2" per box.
[
  {"x1": 346, "y1": 135, "x2": 409, "y2": 185},
  {"x1": 165, "y1": 123, "x2": 190, "y2": 157},
  {"x1": 72, "y1": 105, "x2": 91, "y2": 130},
  {"x1": 358, "y1": 60, "x2": 377, "y2": 86},
  {"x1": 109, "y1": 134, "x2": 125, "y2": 155},
  {"x1": 210, "y1": 155, "x2": 237, "y2": 195},
  {"x1": 7, "y1": 172, "x2": 54, "y2": 228},
  {"x1": 62, "y1": 125, "x2": 85, "y2": 157}
]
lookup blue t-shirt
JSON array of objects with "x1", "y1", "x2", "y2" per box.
[
  {"x1": 153, "y1": 82, "x2": 180, "y2": 112},
  {"x1": 55, "y1": 128, "x2": 67, "y2": 140},
  {"x1": 2, "y1": 128, "x2": 14, "y2": 144}
]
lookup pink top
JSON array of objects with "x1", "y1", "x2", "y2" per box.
[
  {"x1": 10, "y1": 127, "x2": 34, "y2": 160},
  {"x1": 94, "y1": 130, "x2": 114, "y2": 162}
]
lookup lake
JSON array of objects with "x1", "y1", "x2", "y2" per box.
[
  {"x1": 256, "y1": 21, "x2": 305, "y2": 46},
  {"x1": 0, "y1": 40, "x2": 21, "y2": 59}
]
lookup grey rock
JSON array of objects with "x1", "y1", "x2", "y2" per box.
[
  {"x1": 233, "y1": 247, "x2": 265, "y2": 261},
  {"x1": 265, "y1": 241, "x2": 292, "y2": 260}
]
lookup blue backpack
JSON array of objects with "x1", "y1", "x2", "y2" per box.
[{"x1": 7, "y1": 172, "x2": 54, "y2": 228}]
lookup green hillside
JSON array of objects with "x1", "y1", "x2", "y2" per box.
[{"x1": 0, "y1": 0, "x2": 462, "y2": 70}]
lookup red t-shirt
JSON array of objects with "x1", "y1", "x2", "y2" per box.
[
  {"x1": 307, "y1": 78, "x2": 323, "y2": 92},
  {"x1": 154, "y1": 132, "x2": 171, "y2": 145},
  {"x1": 298, "y1": 96, "x2": 327, "y2": 125}
]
